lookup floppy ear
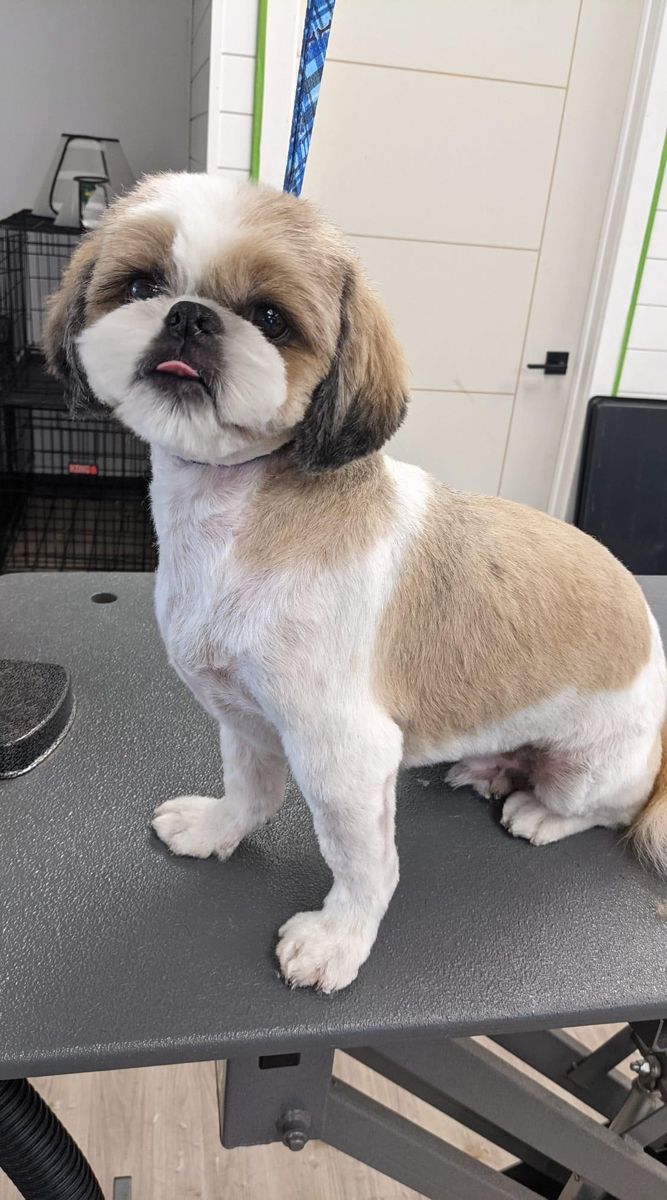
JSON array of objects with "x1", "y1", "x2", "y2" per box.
[
  {"x1": 293, "y1": 267, "x2": 409, "y2": 470},
  {"x1": 42, "y1": 232, "x2": 101, "y2": 410}
]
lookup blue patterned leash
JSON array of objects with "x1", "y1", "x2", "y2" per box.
[{"x1": 283, "y1": 0, "x2": 336, "y2": 196}]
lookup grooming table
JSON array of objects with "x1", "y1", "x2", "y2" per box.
[{"x1": 1, "y1": 571, "x2": 667, "y2": 1199}]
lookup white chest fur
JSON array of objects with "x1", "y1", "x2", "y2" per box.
[{"x1": 150, "y1": 448, "x2": 270, "y2": 676}]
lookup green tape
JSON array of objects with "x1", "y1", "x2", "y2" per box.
[
  {"x1": 250, "y1": 0, "x2": 269, "y2": 181},
  {"x1": 612, "y1": 129, "x2": 667, "y2": 396}
]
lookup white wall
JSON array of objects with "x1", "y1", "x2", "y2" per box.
[{"x1": 0, "y1": 0, "x2": 191, "y2": 219}]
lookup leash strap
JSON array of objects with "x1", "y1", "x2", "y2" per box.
[{"x1": 283, "y1": 0, "x2": 336, "y2": 196}]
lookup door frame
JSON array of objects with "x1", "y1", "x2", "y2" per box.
[{"x1": 547, "y1": 0, "x2": 667, "y2": 518}]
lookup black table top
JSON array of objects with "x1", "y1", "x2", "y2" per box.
[{"x1": 1, "y1": 571, "x2": 667, "y2": 1079}]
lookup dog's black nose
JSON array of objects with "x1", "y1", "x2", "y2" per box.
[{"x1": 165, "y1": 300, "x2": 221, "y2": 339}]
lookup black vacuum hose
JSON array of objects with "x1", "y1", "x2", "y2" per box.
[{"x1": 0, "y1": 1077, "x2": 104, "y2": 1199}]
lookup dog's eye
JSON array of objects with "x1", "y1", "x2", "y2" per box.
[
  {"x1": 127, "y1": 276, "x2": 162, "y2": 302},
  {"x1": 250, "y1": 303, "x2": 289, "y2": 342}
]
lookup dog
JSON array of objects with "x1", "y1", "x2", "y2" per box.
[{"x1": 44, "y1": 172, "x2": 667, "y2": 993}]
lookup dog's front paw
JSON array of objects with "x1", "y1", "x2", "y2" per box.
[
  {"x1": 152, "y1": 795, "x2": 245, "y2": 860},
  {"x1": 276, "y1": 911, "x2": 373, "y2": 993}
]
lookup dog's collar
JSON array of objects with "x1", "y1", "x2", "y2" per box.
[
  {"x1": 173, "y1": 454, "x2": 217, "y2": 466},
  {"x1": 172, "y1": 449, "x2": 278, "y2": 468},
  {"x1": 168, "y1": 438, "x2": 291, "y2": 470}
]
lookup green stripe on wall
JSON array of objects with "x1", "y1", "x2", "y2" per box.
[
  {"x1": 250, "y1": 0, "x2": 269, "y2": 181},
  {"x1": 612, "y1": 129, "x2": 667, "y2": 396}
]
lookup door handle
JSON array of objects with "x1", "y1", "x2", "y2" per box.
[{"x1": 526, "y1": 350, "x2": 569, "y2": 375}]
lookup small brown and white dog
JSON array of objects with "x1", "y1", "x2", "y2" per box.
[{"x1": 45, "y1": 172, "x2": 667, "y2": 993}]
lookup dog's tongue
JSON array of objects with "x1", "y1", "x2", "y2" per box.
[{"x1": 155, "y1": 359, "x2": 200, "y2": 379}]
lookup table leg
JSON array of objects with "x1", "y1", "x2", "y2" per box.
[
  {"x1": 217, "y1": 1048, "x2": 334, "y2": 1149},
  {"x1": 491, "y1": 1030, "x2": 628, "y2": 1118},
  {"x1": 351, "y1": 1037, "x2": 667, "y2": 1200},
  {"x1": 349, "y1": 1045, "x2": 567, "y2": 1187},
  {"x1": 325, "y1": 1077, "x2": 536, "y2": 1200}
]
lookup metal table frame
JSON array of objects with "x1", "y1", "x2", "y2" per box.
[{"x1": 219, "y1": 1020, "x2": 667, "y2": 1199}]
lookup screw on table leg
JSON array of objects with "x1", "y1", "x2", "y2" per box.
[
  {"x1": 630, "y1": 1060, "x2": 652, "y2": 1075},
  {"x1": 278, "y1": 1109, "x2": 311, "y2": 1152}
]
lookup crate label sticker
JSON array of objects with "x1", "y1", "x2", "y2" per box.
[{"x1": 68, "y1": 463, "x2": 98, "y2": 476}]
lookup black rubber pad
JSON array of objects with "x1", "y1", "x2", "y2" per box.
[{"x1": 0, "y1": 660, "x2": 73, "y2": 778}]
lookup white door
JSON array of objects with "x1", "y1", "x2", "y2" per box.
[{"x1": 302, "y1": 0, "x2": 644, "y2": 511}]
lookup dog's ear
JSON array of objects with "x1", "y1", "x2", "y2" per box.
[
  {"x1": 42, "y1": 232, "x2": 101, "y2": 410},
  {"x1": 294, "y1": 266, "x2": 409, "y2": 471}
]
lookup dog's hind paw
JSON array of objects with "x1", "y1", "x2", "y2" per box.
[{"x1": 501, "y1": 791, "x2": 597, "y2": 845}]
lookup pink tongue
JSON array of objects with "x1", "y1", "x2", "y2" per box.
[{"x1": 155, "y1": 359, "x2": 200, "y2": 379}]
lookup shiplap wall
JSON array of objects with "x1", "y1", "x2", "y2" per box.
[
  {"x1": 208, "y1": 0, "x2": 258, "y2": 181},
  {"x1": 617, "y1": 172, "x2": 667, "y2": 398},
  {"x1": 189, "y1": 0, "x2": 212, "y2": 171}
]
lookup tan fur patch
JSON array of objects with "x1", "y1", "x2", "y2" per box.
[
  {"x1": 203, "y1": 241, "x2": 341, "y2": 353},
  {"x1": 376, "y1": 484, "x2": 652, "y2": 752},
  {"x1": 86, "y1": 213, "x2": 176, "y2": 320},
  {"x1": 235, "y1": 451, "x2": 396, "y2": 571},
  {"x1": 339, "y1": 268, "x2": 409, "y2": 451},
  {"x1": 42, "y1": 232, "x2": 101, "y2": 375}
]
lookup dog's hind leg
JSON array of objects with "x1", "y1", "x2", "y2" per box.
[{"x1": 501, "y1": 737, "x2": 658, "y2": 846}]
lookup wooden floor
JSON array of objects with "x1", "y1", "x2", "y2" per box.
[{"x1": 0, "y1": 1026, "x2": 628, "y2": 1198}]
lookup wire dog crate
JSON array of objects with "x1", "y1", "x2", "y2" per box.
[
  {"x1": 0, "y1": 400, "x2": 156, "y2": 572},
  {"x1": 0, "y1": 210, "x2": 156, "y2": 573},
  {"x1": 0, "y1": 211, "x2": 80, "y2": 398}
]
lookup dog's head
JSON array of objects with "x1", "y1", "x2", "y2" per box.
[{"x1": 43, "y1": 173, "x2": 408, "y2": 469}]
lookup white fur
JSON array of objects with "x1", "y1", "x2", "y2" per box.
[
  {"x1": 132, "y1": 172, "x2": 245, "y2": 294},
  {"x1": 500, "y1": 793, "x2": 599, "y2": 845},
  {"x1": 78, "y1": 294, "x2": 172, "y2": 406}
]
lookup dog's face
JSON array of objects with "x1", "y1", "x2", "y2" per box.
[{"x1": 44, "y1": 173, "x2": 408, "y2": 469}]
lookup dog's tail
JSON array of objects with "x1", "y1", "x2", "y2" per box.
[{"x1": 631, "y1": 721, "x2": 667, "y2": 873}]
